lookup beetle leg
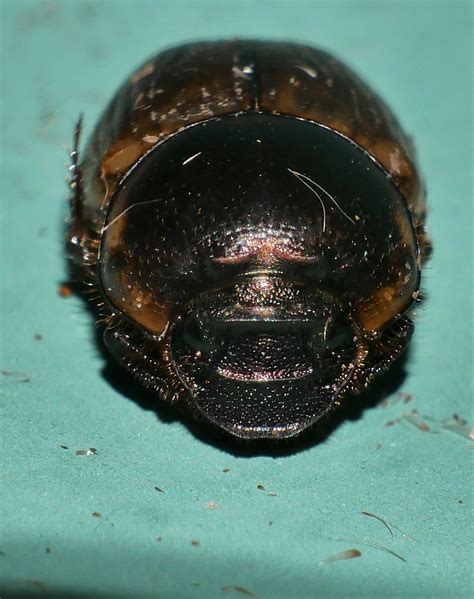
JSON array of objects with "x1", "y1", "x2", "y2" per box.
[
  {"x1": 103, "y1": 319, "x2": 179, "y2": 404},
  {"x1": 67, "y1": 114, "x2": 99, "y2": 274},
  {"x1": 69, "y1": 113, "x2": 84, "y2": 221}
]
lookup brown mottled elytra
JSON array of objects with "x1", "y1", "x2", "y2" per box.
[{"x1": 67, "y1": 40, "x2": 430, "y2": 440}]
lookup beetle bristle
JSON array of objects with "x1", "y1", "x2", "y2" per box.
[{"x1": 415, "y1": 224, "x2": 432, "y2": 264}]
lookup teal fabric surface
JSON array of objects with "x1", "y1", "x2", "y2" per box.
[{"x1": 1, "y1": 1, "x2": 472, "y2": 598}]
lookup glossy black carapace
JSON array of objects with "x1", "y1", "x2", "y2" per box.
[{"x1": 67, "y1": 41, "x2": 430, "y2": 440}]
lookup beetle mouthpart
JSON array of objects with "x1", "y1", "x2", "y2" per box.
[{"x1": 169, "y1": 282, "x2": 360, "y2": 438}]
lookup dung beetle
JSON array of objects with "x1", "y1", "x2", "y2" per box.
[{"x1": 67, "y1": 40, "x2": 430, "y2": 440}]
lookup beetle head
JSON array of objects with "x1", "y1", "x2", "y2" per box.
[{"x1": 169, "y1": 275, "x2": 364, "y2": 438}]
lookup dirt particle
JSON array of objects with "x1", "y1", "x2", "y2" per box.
[
  {"x1": 2, "y1": 370, "x2": 30, "y2": 383},
  {"x1": 92, "y1": 512, "x2": 102, "y2": 518},
  {"x1": 191, "y1": 539, "x2": 200, "y2": 547},
  {"x1": 416, "y1": 420, "x2": 430, "y2": 432},
  {"x1": 361, "y1": 511, "x2": 393, "y2": 538},
  {"x1": 441, "y1": 414, "x2": 474, "y2": 440},
  {"x1": 154, "y1": 486, "x2": 165, "y2": 493},
  {"x1": 222, "y1": 585, "x2": 256, "y2": 596},
  {"x1": 207, "y1": 502, "x2": 218, "y2": 509},
  {"x1": 374, "y1": 544, "x2": 407, "y2": 563},
  {"x1": 320, "y1": 548, "x2": 361, "y2": 564},
  {"x1": 58, "y1": 284, "x2": 73, "y2": 297},
  {"x1": 223, "y1": 468, "x2": 231, "y2": 473},
  {"x1": 75, "y1": 448, "x2": 97, "y2": 456},
  {"x1": 37, "y1": 107, "x2": 56, "y2": 138},
  {"x1": 45, "y1": 547, "x2": 51, "y2": 554},
  {"x1": 17, "y1": 2, "x2": 61, "y2": 32},
  {"x1": 22, "y1": 579, "x2": 53, "y2": 592},
  {"x1": 156, "y1": 535, "x2": 162, "y2": 542},
  {"x1": 453, "y1": 413, "x2": 467, "y2": 425},
  {"x1": 256, "y1": 484, "x2": 265, "y2": 491},
  {"x1": 60, "y1": 445, "x2": 69, "y2": 450},
  {"x1": 34, "y1": 333, "x2": 43, "y2": 341},
  {"x1": 143, "y1": 134, "x2": 159, "y2": 144},
  {"x1": 403, "y1": 413, "x2": 431, "y2": 432}
]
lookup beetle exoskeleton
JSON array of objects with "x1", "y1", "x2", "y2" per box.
[{"x1": 68, "y1": 41, "x2": 430, "y2": 440}]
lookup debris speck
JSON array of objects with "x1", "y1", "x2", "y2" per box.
[
  {"x1": 442, "y1": 414, "x2": 474, "y2": 440},
  {"x1": 92, "y1": 512, "x2": 102, "y2": 518},
  {"x1": 296, "y1": 64, "x2": 317, "y2": 78},
  {"x1": 381, "y1": 409, "x2": 472, "y2": 442},
  {"x1": 289, "y1": 75, "x2": 300, "y2": 87},
  {"x1": 154, "y1": 486, "x2": 165, "y2": 493},
  {"x1": 320, "y1": 549, "x2": 361, "y2": 564},
  {"x1": 403, "y1": 412, "x2": 431, "y2": 432},
  {"x1": 223, "y1": 468, "x2": 231, "y2": 473},
  {"x1": 399, "y1": 392, "x2": 413, "y2": 403},
  {"x1": 191, "y1": 539, "x2": 200, "y2": 547},
  {"x1": 22, "y1": 580, "x2": 53, "y2": 592},
  {"x1": 222, "y1": 585, "x2": 256, "y2": 596},
  {"x1": 453, "y1": 413, "x2": 467, "y2": 425},
  {"x1": 257, "y1": 484, "x2": 265, "y2": 491},
  {"x1": 207, "y1": 502, "x2": 218, "y2": 509},
  {"x1": 75, "y1": 448, "x2": 97, "y2": 456},
  {"x1": 361, "y1": 511, "x2": 394, "y2": 538},
  {"x1": 58, "y1": 284, "x2": 73, "y2": 297},
  {"x1": 156, "y1": 535, "x2": 162, "y2": 542},
  {"x1": 45, "y1": 547, "x2": 51, "y2": 554},
  {"x1": 373, "y1": 544, "x2": 407, "y2": 563},
  {"x1": 34, "y1": 333, "x2": 43, "y2": 341},
  {"x1": 142, "y1": 134, "x2": 159, "y2": 144},
  {"x1": 2, "y1": 370, "x2": 30, "y2": 383},
  {"x1": 182, "y1": 151, "x2": 202, "y2": 166},
  {"x1": 232, "y1": 65, "x2": 252, "y2": 79}
]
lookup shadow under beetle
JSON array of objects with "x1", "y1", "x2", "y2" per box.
[{"x1": 67, "y1": 41, "x2": 431, "y2": 440}]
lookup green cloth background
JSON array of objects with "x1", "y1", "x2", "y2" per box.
[{"x1": 1, "y1": 1, "x2": 472, "y2": 597}]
